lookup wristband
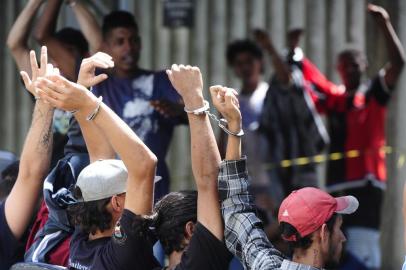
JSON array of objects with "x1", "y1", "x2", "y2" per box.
[{"x1": 86, "y1": 96, "x2": 103, "y2": 121}]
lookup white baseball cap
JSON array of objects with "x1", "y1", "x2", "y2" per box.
[{"x1": 76, "y1": 159, "x2": 128, "y2": 202}]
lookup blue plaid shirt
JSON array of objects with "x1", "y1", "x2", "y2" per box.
[{"x1": 218, "y1": 158, "x2": 323, "y2": 270}]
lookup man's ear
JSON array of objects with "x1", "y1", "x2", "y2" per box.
[
  {"x1": 111, "y1": 195, "x2": 123, "y2": 212},
  {"x1": 320, "y1": 223, "x2": 330, "y2": 249},
  {"x1": 184, "y1": 221, "x2": 195, "y2": 240}
]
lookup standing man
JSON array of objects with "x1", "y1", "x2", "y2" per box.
[
  {"x1": 225, "y1": 40, "x2": 275, "y2": 217},
  {"x1": 317, "y1": 5, "x2": 405, "y2": 269},
  {"x1": 68, "y1": 9, "x2": 186, "y2": 200}
]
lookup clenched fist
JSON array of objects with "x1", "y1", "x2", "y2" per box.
[{"x1": 166, "y1": 64, "x2": 204, "y2": 110}]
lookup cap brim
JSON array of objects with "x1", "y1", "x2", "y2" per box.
[{"x1": 335, "y1": 195, "x2": 359, "y2": 214}]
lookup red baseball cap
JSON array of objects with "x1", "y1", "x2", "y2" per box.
[{"x1": 278, "y1": 187, "x2": 359, "y2": 241}]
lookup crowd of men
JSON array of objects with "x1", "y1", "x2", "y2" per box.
[{"x1": 0, "y1": 1, "x2": 405, "y2": 270}]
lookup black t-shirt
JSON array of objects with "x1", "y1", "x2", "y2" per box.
[
  {"x1": 174, "y1": 222, "x2": 232, "y2": 270},
  {"x1": 69, "y1": 209, "x2": 160, "y2": 270},
  {"x1": 0, "y1": 202, "x2": 24, "y2": 270}
]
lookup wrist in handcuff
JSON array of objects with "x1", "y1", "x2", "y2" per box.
[{"x1": 184, "y1": 99, "x2": 244, "y2": 137}]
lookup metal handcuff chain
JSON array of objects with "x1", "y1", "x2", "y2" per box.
[{"x1": 184, "y1": 100, "x2": 244, "y2": 137}]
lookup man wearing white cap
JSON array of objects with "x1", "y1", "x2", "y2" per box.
[
  {"x1": 36, "y1": 56, "x2": 159, "y2": 269},
  {"x1": 218, "y1": 93, "x2": 359, "y2": 269}
]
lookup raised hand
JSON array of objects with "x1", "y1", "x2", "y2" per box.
[
  {"x1": 77, "y1": 52, "x2": 114, "y2": 88},
  {"x1": 166, "y1": 64, "x2": 204, "y2": 109},
  {"x1": 368, "y1": 4, "x2": 390, "y2": 23},
  {"x1": 20, "y1": 46, "x2": 52, "y2": 96},
  {"x1": 36, "y1": 74, "x2": 97, "y2": 113},
  {"x1": 209, "y1": 85, "x2": 241, "y2": 131},
  {"x1": 253, "y1": 29, "x2": 272, "y2": 50}
]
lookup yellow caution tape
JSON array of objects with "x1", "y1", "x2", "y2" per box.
[{"x1": 262, "y1": 146, "x2": 406, "y2": 170}]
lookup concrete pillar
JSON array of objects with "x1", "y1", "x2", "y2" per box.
[
  {"x1": 306, "y1": 0, "x2": 326, "y2": 73},
  {"x1": 208, "y1": 0, "x2": 226, "y2": 86},
  {"x1": 137, "y1": 0, "x2": 153, "y2": 69},
  {"x1": 381, "y1": 0, "x2": 406, "y2": 268},
  {"x1": 269, "y1": 0, "x2": 285, "y2": 52},
  {"x1": 227, "y1": 0, "x2": 247, "y2": 89},
  {"x1": 326, "y1": 0, "x2": 346, "y2": 82},
  {"x1": 347, "y1": 0, "x2": 366, "y2": 52}
]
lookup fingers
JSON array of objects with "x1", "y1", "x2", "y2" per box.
[
  {"x1": 224, "y1": 88, "x2": 239, "y2": 108},
  {"x1": 46, "y1": 63, "x2": 54, "y2": 76},
  {"x1": 82, "y1": 56, "x2": 114, "y2": 69},
  {"x1": 92, "y1": 74, "x2": 109, "y2": 85},
  {"x1": 91, "y1": 52, "x2": 114, "y2": 62},
  {"x1": 40, "y1": 46, "x2": 48, "y2": 75},
  {"x1": 53, "y1": 67, "x2": 60, "y2": 76},
  {"x1": 29, "y1": 50, "x2": 39, "y2": 79},
  {"x1": 36, "y1": 78, "x2": 65, "y2": 98},
  {"x1": 37, "y1": 89, "x2": 59, "y2": 106},
  {"x1": 20, "y1": 71, "x2": 32, "y2": 90}
]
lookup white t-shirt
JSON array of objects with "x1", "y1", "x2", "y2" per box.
[{"x1": 238, "y1": 81, "x2": 270, "y2": 187}]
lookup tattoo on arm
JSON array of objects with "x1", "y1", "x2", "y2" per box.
[{"x1": 32, "y1": 104, "x2": 54, "y2": 154}]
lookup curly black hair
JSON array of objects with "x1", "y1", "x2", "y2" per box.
[
  {"x1": 280, "y1": 214, "x2": 338, "y2": 251},
  {"x1": 153, "y1": 190, "x2": 197, "y2": 255},
  {"x1": 226, "y1": 39, "x2": 263, "y2": 66},
  {"x1": 67, "y1": 187, "x2": 113, "y2": 235}
]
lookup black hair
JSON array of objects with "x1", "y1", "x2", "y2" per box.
[
  {"x1": 226, "y1": 39, "x2": 263, "y2": 66},
  {"x1": 0, "y1": 161, "x2": 19, "y2": 199},
  {"x1": 153, "y1": 190, "x2": 198, "y2": 255},
  {"x1": 54, "y1": 27, "x2": 89, "y2": 57},
  {"x1": 67, "y1": 186, "x2": 112, "y2": 235},
  {"x1": 280, "y1": 214, "x2": 338, "y2": 251},
  {"x1": 337, "y1": 48, "x2": 366, "y2": 64},
  {"x1": 102, "y1": 11, "x2": 139, "y2": 38}
]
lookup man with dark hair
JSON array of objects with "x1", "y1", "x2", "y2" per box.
[
  {"x1": 35, "y1": 60, "x2": 159, "y2": 269},
  {"x1": 68, "y1": 9, "x2": 186, "y2": 201},
  {"x1": 153, "y1": 190, "x2": 198, "y2": 258},
  {"x1": 313, "y1": 5, "x2": 405, "y2": 269},
  {"x1": 226, "y1": 39, "x2": 263, "y2": 67},
  {"x1": 224, "y1": 40, "x2": 271, "y2": 202}
]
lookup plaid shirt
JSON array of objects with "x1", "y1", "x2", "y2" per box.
[
  {"x1": 218, "y1": 158, "x2": 326, "y2": 270},
  {"x1": 218, "y1": 157, "x2": 284, "y2": 270}
]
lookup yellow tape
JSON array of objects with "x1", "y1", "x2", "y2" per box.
[{"x1": 262, "y1": 146, "x2": 406, "y2": 170}]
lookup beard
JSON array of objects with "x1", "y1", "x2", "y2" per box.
[{"x1": 323, "y1": 241, "x2": 342, "y2": 269}]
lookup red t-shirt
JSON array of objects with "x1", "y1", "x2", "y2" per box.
[{"x1": 302, "y1": 59, "x2": 390, "y2": 186}]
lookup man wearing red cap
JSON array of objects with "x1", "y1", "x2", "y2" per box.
[{"x1": 219, "y1": 98, "x2": 359, "y2": 269}]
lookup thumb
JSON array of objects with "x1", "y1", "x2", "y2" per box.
[
  {"x1": 91, "y1": 74, "x2": 108, "y2": 86},
  {"x1": 20, "y1": 71, "x2": 32, "y2": 89}
]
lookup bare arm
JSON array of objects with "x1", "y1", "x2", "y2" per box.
[
  {"x1": 6, "y1": 0, "x2": 44, "y2": 74},
  {"x1": 34, "y1": 0, "x2": 77, "y2": 81},
  {"x1": 5, "y1": 47, "x2": 54, "y2": 240},
  {"x1": 69, "y1": 0, "x2": 102, "y2": 53},
  {"x1": 369, "y1": 4, "x2": 405, "y2": 88},
  {"x1": 209, "y1": 86, "x2": 242, "y2": 161},
  {"x1": 167, "y1": 65, "x2": 223, "y2": 240},
  {"x1": 254, "y1": 29, "x2": 291, "y2": 85},
  {"x1": 74, "y1": 52, "x2": 115, "y2": 162},
  {"x1": 37, "y1": 74, "x2": 157, "y2": 216}
]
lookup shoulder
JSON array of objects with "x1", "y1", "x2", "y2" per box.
[{"x1": 178, "y1": 222, "x2": 232, "y2": 269}]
